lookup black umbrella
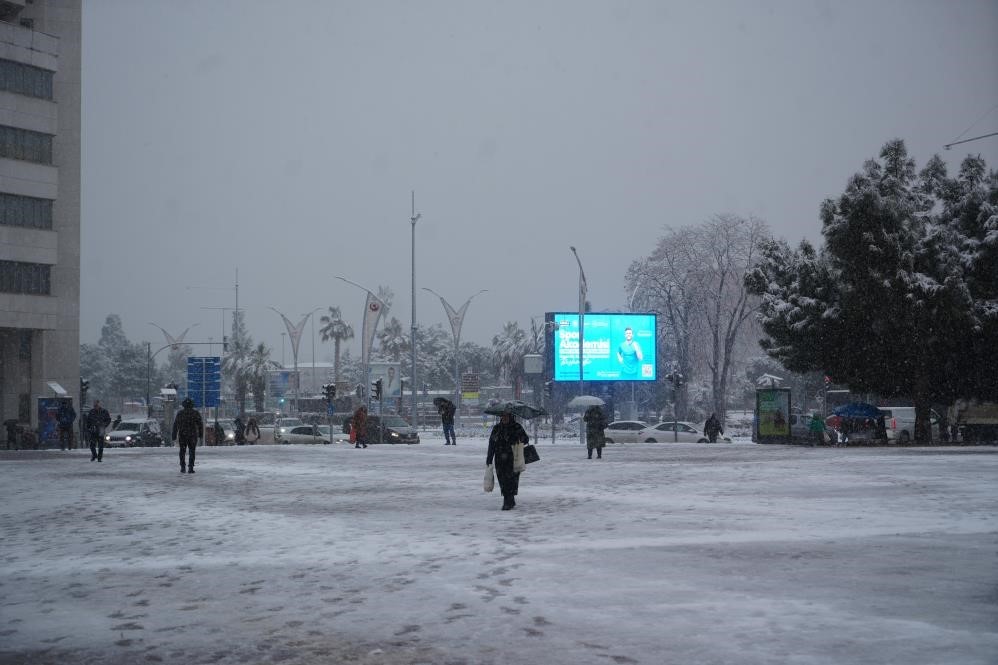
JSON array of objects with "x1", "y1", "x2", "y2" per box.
[
  {"x1": 483, "y1": 399, "x2": 548, "y2": 420},
  {"x1": 433, "y1": 397, "x2": 454, "y2": 408}
]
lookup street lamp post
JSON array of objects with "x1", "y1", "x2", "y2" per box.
[
  {"x1": 302, "y1": 307, "x2": 323, "y2": 394},
  {"x1": 423, "y1": 287, "x2": 487, "y2": 417},
  {"x1": 147, "y1": 323, "x2": 199, "y2": 417},
  {"x1": 410, "y1": 192, "x2": 421, "y2": 427},
  {"x1": 570, "y1": 246, "x2": 587, "y2": 445},
  {"x1": 270, "y1": 307, "x2": 318, "y2": 415}
]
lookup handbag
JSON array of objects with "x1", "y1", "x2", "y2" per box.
[
  {"x1": 523, "y1": 444, "x2": 540, "y2": 464},
  {"x1": 512, "y1": 442, "x2": 526, "y2": 473},
  {"x1": 484, "y1": 464, "x2": 495, "y2": 492}
]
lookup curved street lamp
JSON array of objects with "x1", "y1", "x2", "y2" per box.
[
  {"x1": 422, "y1": 287, "x2": 488, "y2": 414},
  {"x1": 570, "y1": 246, "x2": 587, "y2": 446}
]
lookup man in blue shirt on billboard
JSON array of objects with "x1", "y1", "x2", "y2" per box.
[{"x1": 617, "y1": 327, "x2": 643, "y2": 377}]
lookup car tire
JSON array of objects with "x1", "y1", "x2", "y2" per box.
[
  {"x1": 644, "y1": 438, "x2": 656, "y2": 443},
  {"x1": 697, "y1": 438, "x2": 708, "y2": 443}
]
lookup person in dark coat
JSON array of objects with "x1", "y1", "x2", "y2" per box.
[
  {"x1": 244, "y1": 417, "x2": 260, "y2": 444},
  {"x1": 172, "y1": 397, "x2": 203, "y2": 473},
  {"x1": 486, "y1": 410, "x2": 529, "y2": 510},
  {"x1": 111, "y1": 414, "x2": 122, "y2": 431},
  {"x1": 704, "y1": 413, "x2": 723, "y2": 443},
  {"x1": 438, "y1": 400, "x2": 457, "y2": 445},
  {"x1": 57, "y1": 401, "x2": 77, "y2": 451},
  {"x1": 352, "y1": 406, "x2": 368, "y2": 448},
  {"x1": 584, "y1": 405, "x2": 607, "y2": 459},
  {"x1": 234, "y1": 416, "x2": 245, "y2": 445},
  {"x1": 85, "y1": 400, "x2": 111, "y2": 462}
]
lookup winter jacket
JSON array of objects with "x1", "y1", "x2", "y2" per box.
[
  {"x1": 244, "y1": 420, "x2": 260, "y2": 442},
  {"x1": 704, "y1": 416, "x2": 723, "y2": 436},
  {"x1": 86, "y1": 406, "x2": 111, "y2": 434},
  {"x1": 439, "y1": 402, "x2": 456, "y2": 425},
  {"x1": 584, "y1": 406, "x2": 607, "y2": 448},
  {"x1": 808, "y1": 415, "x2": 825, "y2": 433},
  {"x1": 352, "y1": 408, "x2": 368, "y2": 440},
  {"x1": 172, "y1": 406, "x2": 204, "y2": 442},
  {"x1": 57, "y1": 404, "x2": 76, "y2": 429},
  {"x1": 486, "y1": 421, "x2": 528, "y2": 467}
]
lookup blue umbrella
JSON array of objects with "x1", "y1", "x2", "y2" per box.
[{"x1": 832, "y1": 402, "x2": 883, "y2": 419}]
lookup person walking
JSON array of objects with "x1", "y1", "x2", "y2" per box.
[
  {"x1": 234, "y1": 416, "x2": 245, "y2": 445},
  {"x1": 85, "y1": 400, "x2": 111, "y2": 462},
  {"x1": 807, "y1": 413, "x2": 825, "y2": 447},
  {"x1": 438, "y1": 400, "x2": 457, "y2": 445},
  {"x1": 244, "y1": 417, "x2": 260, "y2": 445},
  {"x1": 352, "y1": 406, "x2": 368, "y2": 448},
  {"x1": 584, "y1": 405, "x2": 607, "y2": 459},
  {"x1": 704, "y1": 413, "x2": 723, "y2": 443},
  {"x1": 57, "y1": 400, "x2": 77, "y2": 451},
  {"x1": 111, "y1": 414, "x2": 122, "y2": 431},
  {"x1": 486, "y1": 410, "x2": 529, "y2": 510},
  {"x1": 172, "y1": 397, "x2": 203, "y2": 473}
]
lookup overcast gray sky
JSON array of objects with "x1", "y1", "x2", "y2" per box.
[{"x1": 80, "y1": 0, "x2": 998, "y2": 364}]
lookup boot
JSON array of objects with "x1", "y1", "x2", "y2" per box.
[
  {"x1": 587, "y1": 450, "x2": 592, "y2": 459},
  {"x1": 180, "y1": 466, "x2": 186, "y2": 473},
  {"x1": 597, "y1": 450, "x2": 602, "y2": 459},
  {"x1": 188, "y1": 466, "x2": 195, "y2": 473},
  {"x1": 501, "y1": 500, "x2": 512, "y2": 511}
]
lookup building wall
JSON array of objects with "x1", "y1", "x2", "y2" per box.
[{"x1": 0, "y1": 0, "x2": 80, "y2": 435}]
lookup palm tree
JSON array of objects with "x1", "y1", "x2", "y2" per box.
[
  {"x1": 491, "y1": 321, "x2": 529, "y2": 398},
  {"x1": 244, "y1": 342, "x2": 278, "y2": 412},
  {"x1": 318, "y1": 306, "x2": 354, "y2": 383},
  {"x1": 377, "y1": 316, "x2": 408, "y2": 363}
]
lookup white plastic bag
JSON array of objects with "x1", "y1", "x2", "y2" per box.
[
  {"x1": 513, "y1": 442, "x2": 526, "y2": 473},
  {"x1": 484, "y1": 464, "x2": 495, "y2": 492}
]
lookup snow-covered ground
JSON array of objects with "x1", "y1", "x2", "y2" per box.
[{"x1": 1, "y1": 436, "x2": 996, "y2": 665}]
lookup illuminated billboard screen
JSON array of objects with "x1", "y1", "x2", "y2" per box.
[{"x1": 548, "y1": 312, "x2": 657, "y2": 382}]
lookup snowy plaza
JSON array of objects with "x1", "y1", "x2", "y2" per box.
[{"x1": 1, "y1": 436, "x2": 996, "y2": 665}]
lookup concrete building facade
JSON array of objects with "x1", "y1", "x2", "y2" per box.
[{"x1": 0, "y1": 0, "x2": 81, "y2": 436}]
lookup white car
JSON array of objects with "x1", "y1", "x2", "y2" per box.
[
  {"x1": 636, "y1": 421, "x2": 731, "y2": 443},
  {"x1": 282, "y1": 424, "x2": 330, "y2": 444},
  {"x1": 603, "y1": 420, "x2": 648, "y2": 444},
  {"x1": 878, "y1": 406, "x2": 940, "y2": 444},
  {"x1": 274, "y1": 417, "x2": 305, "y2": 443}
]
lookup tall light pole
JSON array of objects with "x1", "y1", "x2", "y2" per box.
[
  {"x1": 302, "y1": 307, "x2": 323, "y2": 393},
  {"x1": 269, "y1": 307, "x2": 317, "y2": 415},
  {"x1": 423, "y1": 287, "x2": 487, "y2": 415},
  {"x1": 570, "y1": 246, "x2": 587, "y2": 445},
  {"x1": 147, "y1": 323, "x2": 198, "y2": 418},
  {"x1": 410, "y1": 191, "x2": 421, "y2": 426},
  {"x1": 334, "y1": 276, "x2": 388, "y2": 411}
]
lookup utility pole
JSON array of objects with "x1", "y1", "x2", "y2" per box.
[{"x1": 410, "y1": 191, "x2": 421, "y2": 427}]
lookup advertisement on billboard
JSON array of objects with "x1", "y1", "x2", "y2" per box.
[
  {"x1": 756, "y1": 388, "x2": 791, "y2": 439},
  {"x1": 548, "y1": 312, "x2": 657, "y2": 382},
  {"x1": 369, "y1": 362, "x2": 402, "y2": 398}
]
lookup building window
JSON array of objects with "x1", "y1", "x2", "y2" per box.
[
  {"x1": 0, "y1": 192, "x2": 52, "y2": 229},
  {"x1": 0, "y1": 125, "x2": 53, "y2": 164},
  {"x1": 0, "y1": 260, "x2": 51, "y2": 295},
  {"x1": 0, "y1": 59, "x2": 53, "y2": 100},
  {"x1": 18, "y1": 330, "x2": 31, "y2": 360}
]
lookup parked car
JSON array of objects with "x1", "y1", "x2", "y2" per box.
[
  {"x1": 364, "y1": 415, "x2": 419, "y2": 444},
  {"x1": 274, "y1": 417, "x2": 305, "y2": 443},
  {"x1": 603, "y1": 420, "x2": 648, "y2": 444},
  {"x1": 636, "y1": 421, "x2": 731, "y2": 443},
  {"x1": 878, "y1": 406, "x2": 940, "y2": 443},
  {"x1": 104, "y1": 419, "x2": 164, "y2": 447},
  {"x1": 282, "y1": 424, "x2": 330, "y2": 444}
]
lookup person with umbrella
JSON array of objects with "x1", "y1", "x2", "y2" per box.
[
  {"x1": 435, "y1": 397, "x2": 457, "y2": 445},
  {"x1": 486, "y1": 407, "x2": 530, "y2": 511},
  {"x1": 584, "y1": 404, "x2": 607, "y2": 459}
]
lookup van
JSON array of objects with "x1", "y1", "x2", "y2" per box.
[{"x1": 878, "y1": 407, "x2": 940, "y2": 443}]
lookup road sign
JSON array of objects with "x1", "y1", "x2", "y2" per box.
[{"x1": 187, "y1": 356, "x2": 221, "y2": 408}]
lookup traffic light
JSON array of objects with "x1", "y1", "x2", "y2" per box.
[
  {"x1": 322, "y1": 383, "x2": 336, "y2": 401},
  {"x1": 223, "y1": 336, "x2": 229, "y2": 352},
  {"x1": 372, "y1": 379, "x2": 383, "y2": 401}
]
